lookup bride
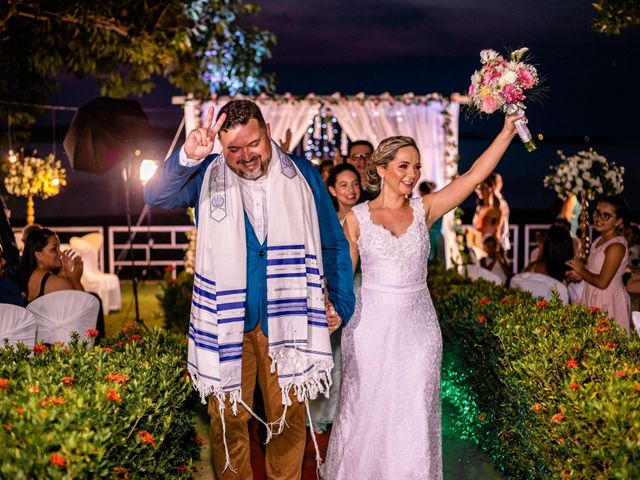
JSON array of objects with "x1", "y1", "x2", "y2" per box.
[{"x1": 323, "y1": 114, "x2": 521, "y2": 479}]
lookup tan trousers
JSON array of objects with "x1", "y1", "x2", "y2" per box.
[{"x1": 208, "y1": 325, "x2": 306, "y2": 480}]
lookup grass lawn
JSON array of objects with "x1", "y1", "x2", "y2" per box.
[{"x1": 104, "y1": 281, "x2": 164, "y2": 336}]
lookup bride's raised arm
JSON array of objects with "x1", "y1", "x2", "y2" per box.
[{"x1": 423, "y1": 114, "x2": 522, "y2": 226}]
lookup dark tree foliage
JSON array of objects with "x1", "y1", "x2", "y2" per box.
[
  {"x1": 0, "y1": 0, "x2": 275, "y2": 142},
  {"x1": 593, "y1": 0, "x2": 640, "y2": 35}
]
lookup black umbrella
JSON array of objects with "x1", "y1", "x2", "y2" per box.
[{"x1": 63, "y1": 97, "x2": 149, "y2": 173}]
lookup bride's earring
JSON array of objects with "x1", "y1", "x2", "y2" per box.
[{"x1": 380, "y1": 176, "x2": 385, "y2": 191}]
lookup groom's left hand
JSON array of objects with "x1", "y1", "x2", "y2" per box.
[{"x1": 326, "y1": 302, "x2": 343, "y2": 334}]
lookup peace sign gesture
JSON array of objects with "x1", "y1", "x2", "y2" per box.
[{"x1": 184, "y1": 107, "x2": 227, "y2": 161}]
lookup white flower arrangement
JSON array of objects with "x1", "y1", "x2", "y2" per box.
[
  {"x1": 544, "y1": 149, "x2": 624, "y2": 200},
  {"x1": 2, "y1": 150, "x2": 67, "y2": 199}
]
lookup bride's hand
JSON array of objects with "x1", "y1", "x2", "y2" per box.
[{"x1": 502, "y1": 112, "x2": 526, "y2": 139}]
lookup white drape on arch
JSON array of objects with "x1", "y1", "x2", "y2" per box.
[{"x1": 183, "y1": 94, "x2": 460, "y2": 265}]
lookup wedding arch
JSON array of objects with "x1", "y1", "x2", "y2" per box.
[{"x1": 175, "y1": 92, "x2": 461, "y2": 265}]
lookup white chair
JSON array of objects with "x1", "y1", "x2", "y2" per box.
[
  {"x1": 27, "y1": 291, "x2": 99, "y2": 344},
  {"x1": 632, "y1": 311, "x2": 640, "y2": 337},
  {"x1": 69, "y1": 234, "x2": 121, "y2": 314},
  {"x1": 0, "y1": 304, "x2": 37, "y2": 349},
  {"x1": 510, "y1": 272, "x2": 569, "y2": 303},
  {"x1": 568, "y1": 281, "x2": 585, "y2": 305},
  {"x1": 466, "y1": 264, "x2": 503, "y2": 285}
]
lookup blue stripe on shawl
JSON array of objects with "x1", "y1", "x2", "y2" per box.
[
  {"x1": 305, "y1": 254, "x2": 317, "y2": 259},
  {"x1": 187, "y1": 361, "x2": 220, "y2": 381},
  {"x1": 278, "y1": 364, "x2": 315, "y2": 378},
  {"x1": 217, "y1": 288, "x2": 246, "y2": 296},
  {"x1": 307, "y1": 308, "x2": 326, "y2": 315},
  {"x1": 195, "y1": 272, "x2": 216, "y2": 286},
  {"x1": 267, "y1": 298, "x2": 307, "y2": 305},
  {"x1": 297, "y1": 348, "x2": 334, "y2": 357},
  {"x1": 218, "y1": 316, "x2": 245, "y2": 324},
  {"x1": 189, "y1": 326, "x2": 218, "y2": 340},
  {"x1": 188, "y1": 336, "x2": 219, "y2": 352},
  {"x1": 267, "y1": 257, "x2": 306, "y2": 266},
  {"x1": 218, "y1": 301, "x2": 245, "y2": 311},
  {"x1": 219, "y1": 354, "x2": 243, "y2": 362},
  {"x1": 308, "y1": 321, "x2": 329, "y2": 327},
  {"x1": 219, "y1": 342, "x2": 243, "y2": 349},
  {"x1": 267, "y1": 272, "x2": 306, "y2": 279},
  {"x1": 193, "y1": 284, "x2": 216, "y2": 300},
  {"x1": 192, "y1": 300, "x2": 216, "y2": 314},
  {"x1": 268, "y1": 339, "x2": 308, "y2": 347},
  {"x1": 267, "y1": 244, "x2": 305, "y2": 251},
  {"x1": 306, "y1": 267, "x2": 320, "y2": 275},
  {"x1": 307, "y1": 283, "x2": 323, "y2": 289},
  {"x1": 269, "y1": 310, "x2": 308, "y2": 317}
]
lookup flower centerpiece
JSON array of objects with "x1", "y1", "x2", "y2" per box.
[
  {"x1": 467, "y1": 47, "x2": 544, "y2": 152},
  {"x1": 1, "y1": 149, "x2": 67, "y2": 224},
  {"x1": 543, "y1": 149, "x2": 624, "y2": 200},
  {"x1": 544, "y1": 148, "x2": 624, "y2": 258}
]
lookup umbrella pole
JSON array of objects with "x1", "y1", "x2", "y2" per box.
[{"x1": 122, "y1": 160, "x2": 147, "y2": 330}]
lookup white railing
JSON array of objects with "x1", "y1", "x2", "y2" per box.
[{"x1": 107, "y1": 225, "x2": 194, "y2": 278}]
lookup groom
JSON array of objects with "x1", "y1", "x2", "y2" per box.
[{"x1": 144, "y1": 100, "x2": 354, "y2": 479}]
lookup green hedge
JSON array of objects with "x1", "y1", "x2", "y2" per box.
[
  {"x1": 431, "y1": 268, "x2": 640, "y2": 479},
  {"x1": 0, "y1": 325, "x2": 200, "y2": 479}
]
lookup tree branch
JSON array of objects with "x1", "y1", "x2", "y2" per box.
[{"x1": 17, "y1": 7, "x2": 130, "y2": 37}]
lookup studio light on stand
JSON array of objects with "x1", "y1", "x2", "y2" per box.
[{"x1": 139, "y1": 159, "x2": 159, "y2": 280}]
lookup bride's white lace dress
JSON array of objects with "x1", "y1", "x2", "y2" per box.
[{"x1": 324, "y1": 198, "x2": 442, "y2": 480}]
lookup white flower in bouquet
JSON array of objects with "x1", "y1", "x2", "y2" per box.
[{"x1": 480, "y1": 49, "x2": 500, "y2": 64}]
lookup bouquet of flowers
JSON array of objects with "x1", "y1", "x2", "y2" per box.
[
  {"x1": 543, "y1": 149, "x2": 624, "y2": 200},
  {"x1": 467, "y1": 47, "x2": 543, "y2": 152}
]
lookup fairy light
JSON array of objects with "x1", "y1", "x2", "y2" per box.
[
  {"x1": 52, "y1": 177, "x2": 60, "y2": 186},
  {"x1": 8, "y1": 149, "x2": 17, "y2": 163}
]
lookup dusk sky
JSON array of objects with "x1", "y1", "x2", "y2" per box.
[{"x1": 11, "y1": 0, "x2": 640, "y2": 223}]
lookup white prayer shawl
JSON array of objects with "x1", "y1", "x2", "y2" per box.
[{"x1": 187, "y1": 141, "x2": 333, "y2": 424}]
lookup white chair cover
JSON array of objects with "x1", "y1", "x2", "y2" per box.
[
  {"x1": 69, "y1": 235, "x2": 121, "y2": 314},
  {"x1": 27, "y1": 291, "x2": 99, "y2": 344},
  {"x1": 0, "y1": 304, "x2": 37, "y2": 349},
  {"x1": 466, "y1": 264, "x2": 503, "y2": 285},
  {"x1": 510, "y1": 272, "x2": 569, "y2": 303},
  {"x1": 568, "y1": 281, "x2": 585, "y2": 305},
  {"x1": 632, "y1": 311, "x2": 640, "y2": 337}
]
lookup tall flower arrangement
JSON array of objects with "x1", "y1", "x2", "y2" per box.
[
  {"x1": 543, "y1": 149, "x2": 624, "y2": 201},
  {"x1": 1, "y1": 150, "x2": 67, "y2": 224}
]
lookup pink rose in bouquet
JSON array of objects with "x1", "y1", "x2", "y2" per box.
[{"x1": 466, "y1": 47, "x2": 543, "y2": 152}]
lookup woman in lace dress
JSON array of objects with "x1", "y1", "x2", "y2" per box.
[{"x1": 324, "y1": 114, "x2": 521, "y2": 479}]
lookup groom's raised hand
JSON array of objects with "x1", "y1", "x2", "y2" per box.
[{"x1": 184, "y1": 107, "x2": 227, "y2": 161}]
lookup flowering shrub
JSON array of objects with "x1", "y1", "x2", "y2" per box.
[
  {"x1": 544, "y1": 148, "x2": 624, "y2": 200},
  {"x1": 157, "y1": 267, "x2": 194, "y2": 334},
  {"x1": 0, "y1": 327, "x2": 199, "y2": 478},
  {"x1": 430, "y1": 268, "x2": 640, "y2": 479}
]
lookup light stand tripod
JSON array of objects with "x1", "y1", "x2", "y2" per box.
[{"x1": 121, "y1": 159, "x2": 147, "y2": 329}]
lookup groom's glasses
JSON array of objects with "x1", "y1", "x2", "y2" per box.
[{"x1": 593, "y1": 209, "x2": 615, "y2": 221}]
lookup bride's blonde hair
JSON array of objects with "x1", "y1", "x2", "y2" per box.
[{"x1": 365, "y1": 136, "x2": 418, "y2": 193}]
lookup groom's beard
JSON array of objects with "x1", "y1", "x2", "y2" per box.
[{"x1": 233, "y1": 154, "x2": 267, "y2": 180}]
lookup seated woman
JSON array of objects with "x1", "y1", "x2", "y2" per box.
[
  {"x1": 523, "y1": 225, "x2": 574, "y2": 283},
  {"x1": 480, "y1": 236, "x2": 511, "y2": 283},
  {"x1": 14, "y1": 227, "x2": 106, "y2": 338},
  {"x1": 15, "y1": 228, "x2": 84, "y2": 302},
  {"x1": 0, "y1": 240, "x2": 23, "y2": 306}
]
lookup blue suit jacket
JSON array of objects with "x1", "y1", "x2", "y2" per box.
[{"x1": 143, "y1": 148, "x2": 355, "y2": 336}]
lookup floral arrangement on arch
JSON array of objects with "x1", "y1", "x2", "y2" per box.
[
  {"x1": 2, "y1": 150, "x2": 66, "y2": 199},
  {"x1": 543, "y1": 149, "x2": 624, "y2": 200}
]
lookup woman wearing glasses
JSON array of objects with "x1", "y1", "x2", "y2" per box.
[{"x1": 566, "y1": 195, "x2": 631, "y2": 334}]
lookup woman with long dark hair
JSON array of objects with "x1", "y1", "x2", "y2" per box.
[{"x1": 524, "y1": 224, "x2": 575, "y2": 282}]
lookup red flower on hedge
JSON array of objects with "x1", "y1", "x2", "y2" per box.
[
  {"x1": 594, "y1": 326, "x2": 610, "y2": 333},
  {"x1": 589, "y1": 306, "x2": 601, "y2": 314},
  {"x1": 569, "y1": 382, "x2": 580, "y2": 390},
  {"x1": 106, "y1": 389, "x2": 121, "y2": 402},
  {"x1": 164, "y1": 265, "x2": 175, "y2": 274},
  {"x1": 531, "y1": 403, "x2": 543, "y2": 413},
  {"x1": 50, "y1": 396, "x2": 65, "y2": 405},
  {"x1": 561, "y1": 469, "x2": 571, "y2": 480},
  {"x1": 16, "y1": 407, "x2": 24, "y2": 415},
  {"x1": 4, "y1": 423, "x2": 11, "y2": 431},
  {"x1": 27, "y1": 385, "x2": 39, "y2": 394},
  {"x1": 602, "y1": 342, "x2": 617, "y2": 350},
  {"x1": 114, "y1": 342, "x2": 124, "y2": 348},
  {"x1": 500, "y1": 297, "x2": 511, "y2": 304},
  {"x1": 129, "y1": 334, "x2": 142, "y2": 341},
  {"x1": 105, "y1": 372, "x2": 130, "y2": 384},
  {"x1": 479, "y1": 298, "x2": 491, "y2": 305},
  {"x1": 102, "y1": 347, "x2": 113, "y2": 353},
  {"x1": 614, "y1": 370, "x2": 627, "y2": 378},
  {"x1": 0, "y1": 378, "x2": 8, "y2": 390},
  {"x1": 40, "y1": 398, "x2": 48, "y2": 408},
  {"x1": 536, "y1": 300, "x2": 548, "y2": 308},
  {"x1": 113, "y1": 466, "x2": 127, "y2": 474},
  {"x1": 182, "y1": 338, "x2": 189, "y2": 345},
  {"x1": 50, "y1": 453, "x2": 66, "y2": 467},
  {"x1": 551, "y1": 411, "x2": 564, "y2": 423},
  {"x1": 478, "y1": 413, "x2": 486, "y2": 421},
  {"x1": 477, "y1": 315, "x2": 487, "y2": 324},
  {"x1": 137, "y1": 431, "x2": 156, "y2": 448},
  {"x1": 33, "y1": 343, "x2": 47, "y2": 354},
  {"x1": 176, "y1": 465, "x2": 188, "y2": 473},
  {"x1": 85, "y1": 328, "x2": 99, "y2": 338},
  {"x1": 62, "y1": 377, "x2": 74, "y2": 386},
  {"x1": 636, "y1": 384, "x2": 640, "y2": 393},
  {"x1": 566, "y1": 359, "x2": 578, "y2": 369},
  {"x1": 598, "y1": 318, "x2": 609, "y2": 325}
]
